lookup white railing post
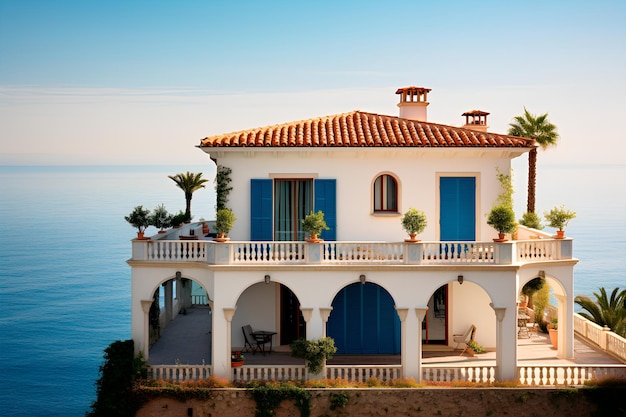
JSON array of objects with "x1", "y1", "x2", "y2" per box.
[
  {"x1": 493, "y1": 242, "x2": 513, "y2": 264},
  {"x1": 213, "y1": 242, "x2": 232, "y2": 265},
  {"x1": 404, "y1": 242, "x2": 423, "y2": 265},
  {"x1": 305, "y1": 242, "x2": 324, "y2": 264},
  {"x1": 132, "y1": 239, "x2": 148, "y2": 260}
]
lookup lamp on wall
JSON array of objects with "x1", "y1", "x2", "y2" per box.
[
  {"x1": 457, "y1": 275, "x2": 464, "y2": 285},
  {"x1": 264, "y1": 274, "x2": 271, "y2": 284},
  {"x1": 176, "y1": 271, "x2": 181, "y2": 279},
  {"x1": 359, "y1": 274, "x2": 366, "y2": 284}
]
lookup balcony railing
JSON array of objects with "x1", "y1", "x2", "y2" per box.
[{"x1": 132, "y1": 236, "x2": 573, "y2": 266}]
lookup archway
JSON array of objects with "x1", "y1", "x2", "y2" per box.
[
  {"x1": 147, "y1": 276, "x2": 212, "y2": 365},
  {"x1": 327, "y1": 282, "x2": 400, "y2": 354}
]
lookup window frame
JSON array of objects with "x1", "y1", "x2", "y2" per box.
[{"x1": 373, "y1": 173, "x2": 399, "y2": 214}]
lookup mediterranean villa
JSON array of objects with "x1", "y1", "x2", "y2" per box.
[{"x1": 128, "y1": 86, "x2": 625, "y2": 385}]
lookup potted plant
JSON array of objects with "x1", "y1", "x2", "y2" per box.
[
  {"x1": 289, "y1": 337, "x2": 337, "y2": 374},
  {"x1": 466, "y1": 340, "x2": 485, "y2": 356},
  {"x1": 231, "y1": 351, "x2": 245, "y2": 367},
  {"x1": 548, "y1": 318, "x2": 558, "y2": 348},
  {"x1": 149, "y1": 204, "x2": 172, "y2": 233},
  {"x1": 301, "y1": 210, "x2": 329, "y2": 242},
  {"x1": 401, "y1": 208, "x2": 427, "y2": 242},
  {"x1": 487, "y1": 204, "x2": 516, "y2": 242},
  {"x1": 544, "y1": 205, "x2": 576, "y2": 239},
  {"x1": 214, "y1": 208, "x2": 236, "y2": 242},
  {"x1": 124, "y1": 205, "x2": 151, "y2": 239}
]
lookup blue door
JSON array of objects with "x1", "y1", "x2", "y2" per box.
[
  {"x1": 440, "y1": 177, "x2": 476, "y2": 241},
  {"x1": 327, "y1": 283, "x2": 400, "y2": 354}
]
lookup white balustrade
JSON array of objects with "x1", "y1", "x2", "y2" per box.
[
  {"x1": 146, "y1": 240, "x2": 207, "y2": 262},
  {"x1": 148, "y1": 365, "x2": 212, "y2": 381},
  {"x1": 325, "y1": 365, "x2": 402, "y2": 382},
  {"x1": 132, "y1": 238, "x2": 573, "y2": 266},
  {"x1": 606, "y1": 332, "x2": 626, "y2": 362},
  {"x1": 323, "y1": 242, "x2": 404, "y2": 263},
  {"x1": 517, "y1": 365, "x2": 626, "y2": 386},
  {"x1": 231, "y1": 242, "x2": 305, "y2": 263},
  {"x1": 421, "y1": 242, "x2": 495, "y2": 264},
  {"x1": 232, "y1": 365, "x2": 307, "y2": 381},
  {"x1": 422, "y1": 366, "x2": 495, "y2": 383},
  {"x1": 516, "y1": 240, "x2": 558, "y2": 262}
]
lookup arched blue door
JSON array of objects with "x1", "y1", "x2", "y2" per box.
[{"x1": 327, "y1": 283, "x2": 400, "y2": 354}]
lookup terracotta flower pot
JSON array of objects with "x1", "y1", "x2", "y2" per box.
[{"x1": 555, "y1": 230, "x2": 565, "y2": 239}]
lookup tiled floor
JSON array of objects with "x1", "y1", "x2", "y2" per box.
[{"x1": 148, "y1": 306, "x2": 624, "y2": 367}]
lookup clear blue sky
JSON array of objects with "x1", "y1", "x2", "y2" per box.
[{"x1": 1, "y1": 0, "x2": 625, "y2": 165}]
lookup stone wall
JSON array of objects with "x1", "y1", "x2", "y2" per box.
[{"x1": 135, "y1": 388, "x2": 602, "y2": 417}]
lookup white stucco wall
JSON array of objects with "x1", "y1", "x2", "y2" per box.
[{"x1": 206, "y1": 148, "x2": 521, "y2": 242}]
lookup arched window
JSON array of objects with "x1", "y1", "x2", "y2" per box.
[{"x1": 373, "y1": 174, "x2": 398, "y2": 212}]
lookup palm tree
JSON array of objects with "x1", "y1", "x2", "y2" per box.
[
  {"x1": 575, "y1": 287, "x2": 626, "y2": 337},
  {"x1": 168, "y1": 171, "x2": 209, "y2": 219},
  {"x1": 508, "y1": 108, "x2": 559, "y2": 214}
]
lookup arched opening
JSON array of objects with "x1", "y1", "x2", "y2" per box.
[
  {"x1": 147, "y1": 276, "x2": 212, "y2": 365},
  {"x1": 327, "y1": 282, "x2": 400, "y2": 354},
  {"x1": 232, "y1": 282, "x2": 305, "y2": 352}
]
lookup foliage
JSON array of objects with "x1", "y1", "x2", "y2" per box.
[
  {"x1": 508, "y1": 107, "x2": 559, "y2": 214},
  {"x1": 149, "y1": 204, "x2": 172, "y2": 231},
  {"x1": 532, "y1": 282, "x2": 551, "y2": 325},
  {"x1": 124, "y1": 205, "x2": 151, "y2": 233},
  {"x1": 329, "y1": 391, "x2": 350, "y2": 410},
  {"x1": 215, "y1": 208, "x2": 236, "y2": 235},
  {"x1": 301, "y1": 210, "x2": 330, "y2": 237},
  {"x1": 250, "y1": 383, "x2": 311, "y2": 417},
  {"x1": 168, "y1": 171, "x2": 208, "y2": 218},
  {"x1": 87, "y1": 340, "x2": 145, "y2": 417},
  {"x1": 290, "y1": 337, "x2": 337, "y2": 374},
  {"x1": 215, "y1": 165, "x2": 233, "y2": 212},
  {"x1": 519, "y1": 212, "x2": 544, "y2": 230},
  {"x1": 548, "y1": 318, "x2": 558, "y2": 331},
  {"x1": 544, "y1": 205, "x2": 576, "y2": 230},
  {"x1": 496, "y1": 168, "x2": 514, "y2": 210},
  {"x1": 400, "y1": 208, "x2": 428, "y2": 235},
  {"x1": 575, "y1": 287, "x2": 626, "y2": 337},
  {"x1": 170, "y1": 210, "x2": 188, "y2": 227},
  {"x1": 467, "y1": 340, "x2": 485, "y2": 354},
  {"x1": 521, "y1": 277, "x2": 546, "y2": 298},
  {"x1": 487, "y1": 204, "x2": 516, "y2": 234}
]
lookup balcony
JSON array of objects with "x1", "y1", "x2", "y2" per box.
[{"x1": 131, "y1": 223, "x2": 573, "y2": 267}]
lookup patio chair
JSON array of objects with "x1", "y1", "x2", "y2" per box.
[
  {"x1": 242, "y1": 324, "x2": 271, "y2": 355},
  {"x1": 453, "y1": 324, "x2": 476, "y2": 356}
]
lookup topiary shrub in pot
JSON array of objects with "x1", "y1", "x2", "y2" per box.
[
  {"x1": 149, "y1": 204, "x2": 172, "y2": 233},
  {"x1": 487, "y1": 204, "x2": 516, "y2": 242},
  {"x1": 301, "y1": 210, "x2": 329, "y2": 242},
  {"x1": 401, "y1": 208, "x2": 427, "y2": 242},
  {"x1": 214, "y1": 208, "x2": 236, "y2": 241},
  {"x1": 124, "y1": 205, "x2": 151, "y2": 239},
  {"x1": 544, "y1": 205, "x2": 576, "y2": 238},
  {"x1": 289, "y1": 337, "x2": 337, "y2": 375}
]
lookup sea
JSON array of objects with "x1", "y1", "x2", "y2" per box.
[{"x1": 0, "y1": 163, "x2": 624, "y2": 417}]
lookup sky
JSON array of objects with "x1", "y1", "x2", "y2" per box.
[{"x1": 1, "y1": 0, "x2": 625, "y2": 166}]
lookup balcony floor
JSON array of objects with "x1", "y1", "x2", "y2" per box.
[{"x1": 148, "y1": 307, "x2": 624, "y2": 367}]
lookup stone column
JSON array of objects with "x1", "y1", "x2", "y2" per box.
[
  {"x1": 490, "y1": 304, "x2": 509, "y2": 381},
  {"x1": 300, "y1": 308, "x2": 315, "y2": 338},
  {"x1": 554, "y1": 294, "x2": 573, "y2": 359},
  {"x1": 413, "y1": 308, "x2": 428, "y2": 382},
  {"x1": 319, "y1": 307, "x2": 333, "y2": 338},
  {"x1": 140, "y1": 300, "x2": 153, "y2": 360},
  {"x1": 222, "y1": 308, "x2": 236, "y2": 381},
  {"x1": 164, "y1": 280, "x2": 173, "y2": 322}
]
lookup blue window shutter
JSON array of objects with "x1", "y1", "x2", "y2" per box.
[
  {"x1": 314, "y1": 179, "x2": 336, "y2": 241},
  {"x1": 440, "y1": 177, "x2": 476, "y2": 241},
  {"x1": 250, "y1": 179, "x2": 273, "y2": 241}
]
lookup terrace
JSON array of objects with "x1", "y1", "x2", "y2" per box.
[
  {"x1": 131, "y1": 223, "x2": 572, "y2": 266},
  {"x1": 146, "y1": 305, "x2": 625, "y2": 386}
]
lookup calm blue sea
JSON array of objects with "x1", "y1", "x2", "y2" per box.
[{"x1": 0, "y1": 164, "x2": 624, "y2": 416}]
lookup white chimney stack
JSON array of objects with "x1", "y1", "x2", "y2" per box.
[{"x1": 396, "y1": 86, "x2": 431, "y2": 122}]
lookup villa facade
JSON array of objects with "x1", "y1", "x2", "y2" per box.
[{"x1": 128, "y1": 86, "x2": 578, "y2": 382}]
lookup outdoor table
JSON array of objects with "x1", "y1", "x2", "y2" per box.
[
  {"x1": 517, "y1": 314, "x2": 531, "y2": 338},
  {"x1": 251, "y1": 330, "x2": 277, "y2": 354}
]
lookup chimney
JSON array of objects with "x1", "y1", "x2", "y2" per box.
[
  {"x1": 462, "y1": 110, "x2": 490, "y2": 132},
  {"x1": 396, "y1": 86, "x2": 431, "y2": 122}
]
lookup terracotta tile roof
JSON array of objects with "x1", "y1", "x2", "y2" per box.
[{"x1": 198, "y1": 111, "x2": 534, "y2": 149}]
